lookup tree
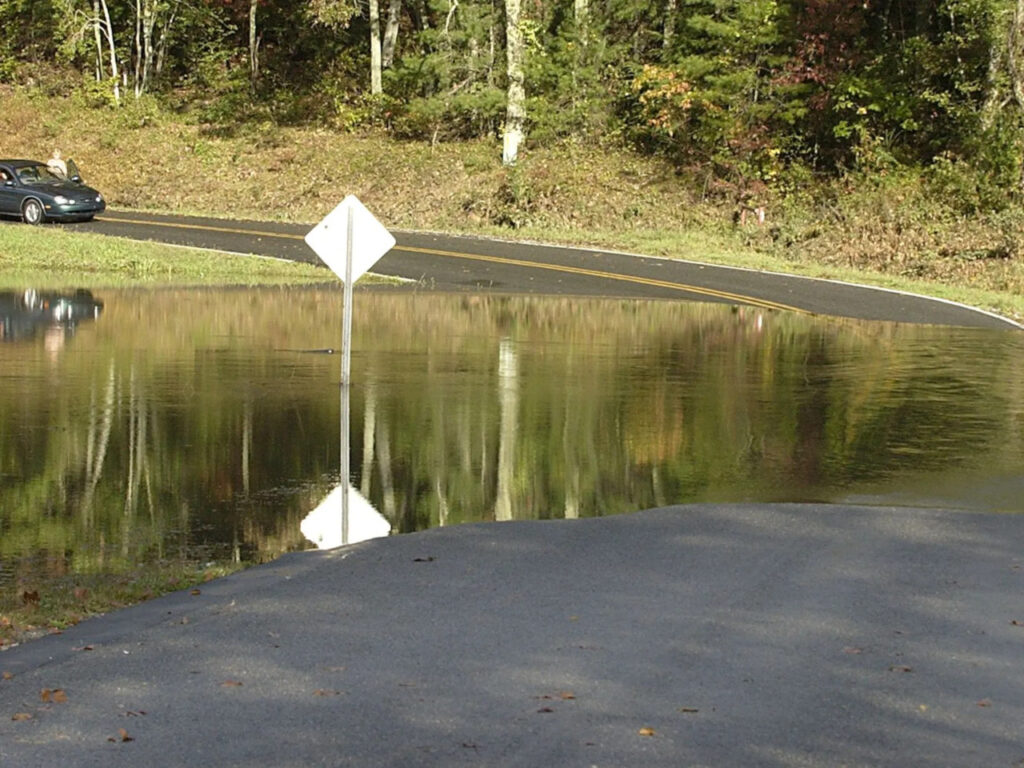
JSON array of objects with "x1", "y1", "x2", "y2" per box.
[{"x1": 503, "y1": 0, "x2": 525, "y2": 164}]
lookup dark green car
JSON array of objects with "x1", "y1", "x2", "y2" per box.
[{"x1": 0, "y1": 159, "x2": 105, "y2": 224}]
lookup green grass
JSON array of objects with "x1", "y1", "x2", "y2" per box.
[
  {"x1": 0, "y1": 224, "x2": 333, "y2": 289},
  {"x1": 1, "y1": 562, "x2": 242, "y2": 649}
]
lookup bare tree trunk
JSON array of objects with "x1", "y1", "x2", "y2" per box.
[
  {"x1": 133, "y1": 0, "x2": 142, "y2": 97},
  {"x1": 383, "y1": 0, "x2": 401, "y2": 68},
  {"x1": 140, "y1": 0, "x2": 156, "y2": 95},
  {"x1": 249, "y1": 0, "x2": 260, "y2": 90},
  {"x1": 98, "y1": 0, "x2": 120, "y2": 103},
  {"x1": 92, "y1": 0, "x2": 105, "y2": 80},
  {"x1": 663, "y1": 0, "x2": 676, "y2": 59},
  {"x1": 1009, "y1": 0, "x2": 1024, "y2": 190},
  {"x1": 370, "y1": 0, "x2": 383, "y2": 94},
  {"x1": 502, "y1": 0, "x2": 525, "y2": 165},
  {"x1": 574, "y1": 0, "x2": 588, "y2": 41}
]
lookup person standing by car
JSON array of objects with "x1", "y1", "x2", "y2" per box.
[{"x1": 47, "y1": 149, "x2": 67, "y2": 178}]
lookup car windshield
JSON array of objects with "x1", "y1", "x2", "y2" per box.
[{"x1": 16, "y1": 165, "x2": 64, "y2": 185}]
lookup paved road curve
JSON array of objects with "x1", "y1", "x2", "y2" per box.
[
  {"x1": 2, "y1": 504, "x2": 1022, "y2": 767},
  {"x1": 79, "y1": 209, "x2": 1021, "y2": 330}
]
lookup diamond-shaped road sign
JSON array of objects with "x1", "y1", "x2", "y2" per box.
[{"x1": 304, "y1": 195, "x2": 396, "y2": 283}]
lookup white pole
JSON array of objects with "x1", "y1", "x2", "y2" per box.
[{"x1": 340, "y1": 205, "x2": 354, "y2": 545}]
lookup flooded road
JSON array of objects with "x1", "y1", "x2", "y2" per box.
[{"x1": 2, "y1": 286, "x2": 1022, "y2": 606}]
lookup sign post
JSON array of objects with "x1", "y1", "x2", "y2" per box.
[{"x1": 305, "y1": 196, "x2": 395, "y2": 545}]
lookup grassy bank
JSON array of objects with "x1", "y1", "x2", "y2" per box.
[
  {"x1": 2, "y1": 562, "x2": 241, "y2": 649},
  {"x1": 1, "y1": 88, "x2": 1022, "y2": 320},
  {"x1": 0, "y1": 225, "x2": 331, "y2": 289}
]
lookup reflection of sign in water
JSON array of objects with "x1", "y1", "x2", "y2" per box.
[
  {"x1": 300, "y1": 485, "x2": 391, "y2": 549},
  {"x1": 0, "y1": 289, "x2": 103, "y2": 342}
]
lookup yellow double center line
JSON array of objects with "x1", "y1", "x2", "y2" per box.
[{"x1": 97, "y1": 213, "x2": 804, "y2": 314}]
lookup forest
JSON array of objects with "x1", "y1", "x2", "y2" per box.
[{"x1": 3, "y1": 0, "x2": 1024, "y2": 195}]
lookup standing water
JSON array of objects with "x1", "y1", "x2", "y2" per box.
[{"x1": 1, "y1": 286, "x2": 1022, "y2": 612}]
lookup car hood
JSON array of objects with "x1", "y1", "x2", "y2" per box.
[{"x1": 31, "y1": 181, "x2": 101, "y2": 198}]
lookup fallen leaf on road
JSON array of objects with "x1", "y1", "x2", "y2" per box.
[
  {"x1": 888, "y1": 665, "x2": 913, "y2": 673},
  {"x1": 2, "y1": 671, "x2": 12, "y2": 680},
  {"x1": 220, "y1": 680, "x2": 243, "y2": 687},
  {"x1": 313, "y1": 689, "x2": 342, "y2": 697},
  {"x1": 679, "y1": 707, "x2": 700, "y2": 714},
  {"x1": 11, "y1": 713, "x2": 33, "y2": 721},
  {"x1": 638, "y1": 727, "x2": 656, "y2": 737},
  {"x1": 107, "y1": 728, "x2": 134, "y2": 742},
  {"x1": 412, "y1": 556, "x2": 435, "y2": 562},
  {"x1": 73, "y1": 645, "x2": 95, "y2": 652},
  {"x1": 843, "y1": 647, "x2": 864, "y2": 655},
  {"x1": 977, "y1": 699, "x2": 992, "y2": 707},
  {"x1": 190, "y1": 589, "x2": 201, "y2": 596},
  {"x1": 537, "y1": 707, "x2": 554, "y2": 713},
  {"x1": 41, "y1": 688, "x2": 69, "y2": 703}
]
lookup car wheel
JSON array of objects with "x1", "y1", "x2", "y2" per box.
[{"x1": 22, "y1": 199, "x2": 44, "y2": 225}]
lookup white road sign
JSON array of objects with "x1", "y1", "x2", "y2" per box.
[{"x1": 304, "y1": 195, "x2": 396, "y2": 283}]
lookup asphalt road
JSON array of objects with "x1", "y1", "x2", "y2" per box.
[
  {"x1": 2, "y1": 504, "x2": 1022, "y2": 767},
  {"x1": 76, "y1": 209, "x2": 1021, "y2": 330}
]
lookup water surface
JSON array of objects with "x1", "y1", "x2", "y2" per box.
[{"x1": 2, "y1": 286, "x2": 1022, "y2": 605}]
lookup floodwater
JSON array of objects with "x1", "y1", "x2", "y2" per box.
[{"x1": 2, "y1": 286, "x2": 1023, "y2": 605}]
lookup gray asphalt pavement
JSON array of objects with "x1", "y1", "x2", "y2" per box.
[
  {"x1": 76, "y1": 210, "x2": 1022, "y2": 329},
  {"x1": 3, "y1": 504, "x2": 1022, "y2": 767}
]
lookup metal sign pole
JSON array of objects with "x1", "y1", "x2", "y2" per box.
[
  {"x1": 340, "y1": 205, "x2": 354, "y2": 545},
  {"x1": 305, "y1": 194, "x2": 394, "y2": 549}
]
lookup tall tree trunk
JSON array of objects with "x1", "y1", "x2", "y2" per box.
[
  {"x1": 370, "y1": 0, "x2": 383, "y2": 93},
  {"x1": 249, "y1": 0, "x2": 260, "y2": 90},
  {"x1": 663, "y1": 0, "x2": 676, "y2": 59},
  {"x1": 1009, "y1": 0, "x2": 1024, "y2": 190},
  {"x1": 574, "y1": 0, "x2": 588, "y2": 42},
  {"x1": 98, "y1": 0, "x2": 120, "y2": 103},
  {"x1": 92, "y1": 0, "x2": 105, "y2": 80},
  {"x1": 502, "y1": 0, "x2": 525, "y2": 165},
  {"x1": 383, "y1": 0, "x2": 401, "y2": 68}
]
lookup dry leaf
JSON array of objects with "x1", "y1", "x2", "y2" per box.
[
  {"x1": 977, "y1": 699, "x2": 992, "y2": 707},
  {"x1": 679, "y1": 707, "x2": 700, "y2": 714},
  {"x1": 313, "y1": 689, "x2": 341, "y2": 697},
  {"x1": 843, "y1": 647, "x2": 864, "y2": 655},
  {"x1": 21, "y1": 590, "x2": 40, "y2": 606},
  {"x1": 11, "y1": 713, "x2": 33, "y2": 722},
  {"x1": 2, "y1": 671, "x2": 13, "y2": 680},
  {"x1": 73, "y1": 645, "x2": 95, "y2": 652},
  {"x1": 536, "y1": 707, "x2": 554, "y2": 713},
  {"x1": 638, "y1": 727, "x2": 656, "y2": 737},
  {"x1": 41, "y1": 688, "x2": 69, "y2": 703},
  {"x1": 190, "y1": 589, "x2": 201, "y2": 596},
  {"x1": 220, "y1": 680, "x2": 243, "y2": 687},
  {"x1": 558, "y1": 691, "x2": 576, "y2": 700},
  {"x1": 108, "y1": 728, "x2": 134, "y2": 742},
  {"x1": 888, "y1": 665, "x2": 913, "y2": 673}
]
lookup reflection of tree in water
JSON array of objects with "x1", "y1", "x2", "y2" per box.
[{"x1": 2, "y1": 288, "x2": 1021, "y2": 610}]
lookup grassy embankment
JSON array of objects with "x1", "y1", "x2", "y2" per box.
[{"x1": 1, "y1": 87, "x2": 1022, "y2": 320}]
